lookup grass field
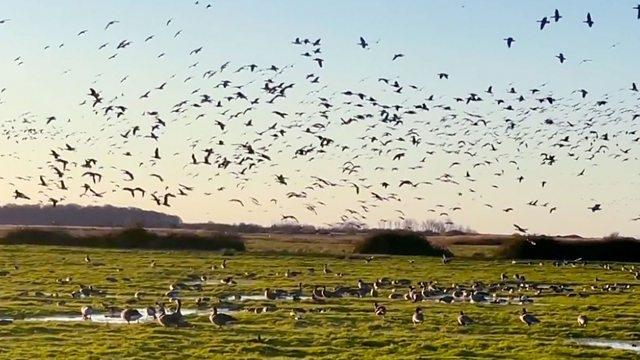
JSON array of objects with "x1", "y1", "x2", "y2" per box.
[{"x1": 1, "y1": 235, "x2": 639, "y2": 359}]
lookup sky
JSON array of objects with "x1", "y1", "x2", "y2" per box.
[{"x1": 0, "y1": 1, "x2": 639, "y2": 237}]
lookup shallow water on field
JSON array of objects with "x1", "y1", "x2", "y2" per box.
[
  {"x1": 19, "y1": 307, "x2": 231, "y2": 324},
  {"x1": 573, "y1": 338, "x2": 640, "y2": 353}
]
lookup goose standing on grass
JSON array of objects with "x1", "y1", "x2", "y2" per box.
[
  {"x1": 81, "y1": 305, "x2": 93, "y2": 320},
  {"x1": 577, "y1": 314, "x2": 588, "y2": 327},
  {"x1": 121, "y1": 308, "x2": 143, "y2": 324},
  {"x1": 519, "y1": 308, "x2": 540, "y2": 326},
  {"x1": 210, "y1": 307, "x2": 237, "y2": 328},
  {"x1": 412, "y1": 307, "x2": 424, "y2": 324},
  {"x1": 264, "y1": 288, "x2": 277, "y2": 300},
  {"x1": 457, "y1": 311, "x2": 473, "y2": 326},
  {"x1": 373, "y1": 302, "x2": 386, "y2": 316},
  {"x1": 323, "y1": 264, "x2": 332, "y2": 274},
  {"x1": 157, "y1": 299, "x2": 186, "y2": 327}
]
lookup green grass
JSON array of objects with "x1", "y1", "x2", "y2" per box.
[{"x1": 1, "y1": 242, "x2": 639, "y2": 359}]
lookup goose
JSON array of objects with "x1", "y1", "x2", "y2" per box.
[
  {"x1": 373, "y1": 302, "x2": 387, "y2": 316},
  {"x1": 438, "y1": 295, "x2": 455, "y2": 304},
  {"x1": 81, "y1": 305, "x2": 93, "y2": 320},
  {"x1": 577, "y1": 314, "x2": 588, "y2": 327},
  {"x1": 312, "y1": 286, "x2": 325, "y2": 299},
  {"x1": 209, "y1": 307, "x2": 237, "y2": 328},
  {"x1": 322, "y1": 264, "x2": 332, "y2": 274},
  {"x1": 264, "y1": 288, "x2": 277, "y2": 300},
  {"x1": 289, "y1": 283, "x2": 304, "y2": 299},
  {"x1": 457, "y1": 311, "x2": 473, "y2": 326},
  {"x1": 284, "y1": 269, "x2": 301, "y2": 278},
  {"x1": 320, "y1": 286, "x2": 335, "y2": 298},
  {"x1": 146, "y1": 306, "x2": 157, "y2": 319},
  {"x1": 519, "y1": 308, "x2": 540, "y2": 326},
  {"x1": 157, "y1": 299, "x2": 186, "y2": 327},
  {"x1": 470, "y1": 291, "x2": 487, "y2": 303},
  {"x1": 388, "y1": 288, "x2": 403, "y2": 299},
  {"x1": 121, "y1": 308, "x2": 143, "y2": 324},
  {"x1": 412, "y1": 307, "x2": 424, "y2": 324},
  {"x1": 220, "y1": 276, "x2": 236, "y2": 285}
]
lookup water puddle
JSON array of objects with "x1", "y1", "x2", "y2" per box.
[
  {"x1": 20, "y1": 307, "x2": 230, "y2": 324},
  {"x1": 573, "y1": 338, "x2": 640, "y2": 353}
]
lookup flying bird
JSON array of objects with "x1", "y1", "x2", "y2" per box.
[
  {"x1": 583, "y1": 12, "x2": 594, "y2": 28},
  {"x1": 556, "y1": 53, "x2": 566, "y2": 63},
  {"x1": 537, "y1": 17, "x2": 550, "y2": 30},
  {"x1": 105, "y1": 20, "x2": 119, "y2": 30},
  {"x1": 358, "y1": 37, "x2": 368, "y2": 49},
  {"x1": 504, "y1": 37, "x2": 515, "y2": 48}
]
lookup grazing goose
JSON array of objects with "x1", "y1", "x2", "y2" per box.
[
  {"x1": 210, "y1": 307, "x2": 237, "y2": 328},
  {"x1": 457, "y1": 311, "x2": 473, "y2": 326},
  {"x1": 121, "y1": 308, "x2": 143, "y2": 324},
  {"x1": 519, "y1": 308, "x2": 540, "y2": 326},
  {"x1": 412, "y1": 307, "x2": 424, "y2": 324},
  {"x1": 577, "y1": 314, "x2": 588, "y2": 327},
  {"x1": 373, "y1": 302, "x2": 386, "y2": 316},
  {"x1": 81, "y1": 305, "x2": 93, "y2": 320},
  {"x1": 146, "y1": 306, "x2": 157, "y2": 319}
]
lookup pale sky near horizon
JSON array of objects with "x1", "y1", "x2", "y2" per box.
[{"x1": 0, "y1": 1, "x2": 639, "y2": 237}]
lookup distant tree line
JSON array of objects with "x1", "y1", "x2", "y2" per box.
[
  {"x1": 186, "y1": 218, "x2": 474, "y2": 235},
  {"x1": 0, "y1": 204, "x2": 473, "y2": 235},
  {"x1": 0, "y1": 204, "x2": 182, "y2": 228}
]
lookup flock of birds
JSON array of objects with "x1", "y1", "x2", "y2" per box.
[
  {"x1": 53, "y1": 255, "x2": 638, "y2": 332},
  {"x1": 1, "y1": 3, "x2": 640, "y2": 232}
]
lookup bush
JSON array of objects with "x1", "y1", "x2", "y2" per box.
[
  {"x1": 496, "y1": 235, "x2": 640, "y2": 262},
  {"x1": 354, "y1": 230, "x2": 452, "y2": 256},
  {"x1": 0, "y1": 227, "x2": 245, "y2": 252}
]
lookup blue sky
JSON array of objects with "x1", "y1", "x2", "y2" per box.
[{"x1": 0, "y1": 1, "x2": 639, "y2": 236}]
